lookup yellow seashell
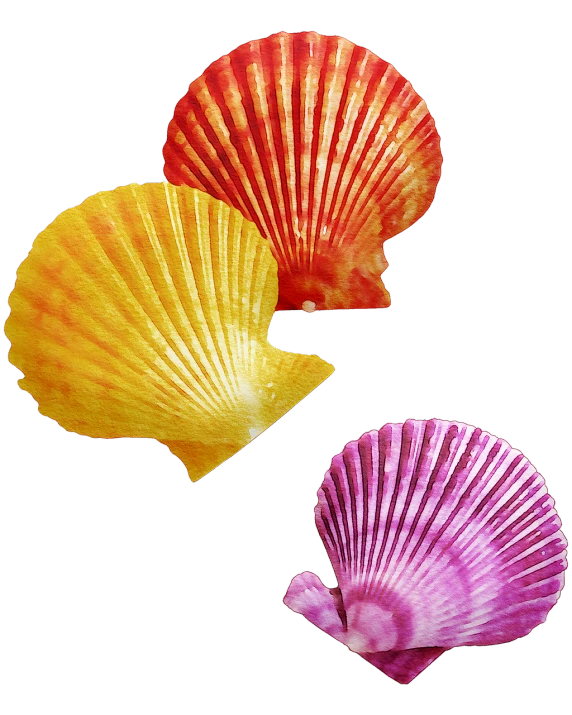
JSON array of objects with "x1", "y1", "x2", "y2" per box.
[{"x1": 6, "y1": 183, "x2": 334, "y2": 481}]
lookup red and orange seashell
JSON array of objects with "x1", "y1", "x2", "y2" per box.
[{"x1": 164, "y1": 31, "x2": 442, "y2": 311}]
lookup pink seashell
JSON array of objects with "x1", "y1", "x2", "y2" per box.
[
  {"x1": 163, "y1": 31, "x2": 442, "y2": 311},
  {"x1": 284, "y1": 419, "x2": 567, "y2": 683}
]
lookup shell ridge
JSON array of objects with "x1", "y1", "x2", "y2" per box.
[
  {"x1": 10, "y1": 248, "x2": 165, "y2": 408},
  {"x1": 209, "y1": 196, "x2": 256, "y2": 401},
  {"x1": 164, "y1": 182, "x2": 224, "y2": 369},
  {"x1": 385, "y1": 420, "x2": 444, "y2": 588},
  {"x1": 233, "y1": 213, "x2": 250, "y2": 374},
  {"x1": 72, "y1": 197, "x2": 230, "y2": 416},
  {"x1": 227, "y1": 208, "x2": 244, "y2": 378},
  {"x1": 398, "y1": 424, "x2": 461, "y2": 573},
  {"x1": 326, "y1": 45, "x2": 368, "y2": 247},
  {"x1": 327, "y1": 66, "x2": 395, "y2": 249},
  {"x1": 235, "y1": 222, "x2": 275, "y2": 385},
  {"x1": 353, "y1": 439, "x2": 370, "y2": 579},
  {"x1": 389, "y1": 422, "x2": 436, "y2": 580},
  {"x1": 305, "y1": 35, "x2": 332, "y2": 267},
  {"x1": 342, "y1": 446, "x2": 361, "y2": 581},
  {"x1": 388, "y1": 420, "x2": 440, "y2": 584},
  {"x1": 298, "y1": 33, "x2": 325, "y2": 268},
  {"x1": 13, "y1": 202, "x2": 228, "y2": 424},
  {"x1": 400, "y1": 110, "x2": 435, "y2": 154},
  {"x1": 497, "y1": 528, "x2": 562, "y2": 581},
  {"x1": 392, "y1": 422, "x2": 446, "y2": 570},
  {"x1": 349, "y1": 131, "x2": 413, "y2": 239},
  {"x1": 503, "y1": 541, "x2": 566, "y2": 587},
  {"x1": 359, "y1": 148, "x2": 417, "y2": 227},
  {"x1": 309, "y1": 36, "x2": 351, "y2": 257},
  {"x1": 497, "y1": 512, "x2": 565, "y2": 576},
  {"x1": 442, "y1": 450, "x2": 533, "y2": 563},
  {"x1": 193, "y1": 190, "x2": 258, "y2": 410},
  {"x1": 116, "y1": 187, "x2": 235, "y2": 414},
  {"x1": 186, "y1": 83, "x2": 258, "y2": 221},
  {"x1": 247, "y1": 228, "x2": 276, "y2": 336},
  {"x1": 406, "y1": 456, "x2": 510, "y2": 596},
  {"x1": 378, "y1": 420, "x2": 436, "y2": 594},
  {"x1": 426, "y1": 445, "x2": 523, "y2": 569},
  {"x1": 357, "y1": 434, "x2": 373, "y2": 582},
  {"x1": 71, "y1": 300, "x2": 221, "y2": 422},
  {"x1": 483, "y1": 476, "x2": 551, "y2": 560},
  {"x1": 419, "y1": 432, "x2": 500, "y2": 560},
  {"x1": 332, "y1": 72, "x2": 408, "y2": 246},
  {"x1": 185, "y1": 86, "x2": 269, "y2": 240},
  {"x1": 10, "y1": 294, "x2": 217, "y2": 426},
  {"x1": 320, "y1": 512, "x2": 341, "y2": 568},
  {"x1": 247, "y1": 246, "x2": 274, "y2": 377},
  {"x1": 92, "y1": 193, "x2": 180, "y2": 416},
  {"x1": 203, "y1": 62, "x2": 291, "y2": 268},
  {"x1": 237, "y1": 221, "x2": 277, "y2": 379},
  {"x1": 315, "y1": 37, "x2": 348, "y2": 241},
  {"x1": 199, "y1": 194, "x2": 241, "y2": 402},
  {"x1": 104, "y1": 186, "x2": 256, "y2": 416},
  {"x1": 228, "y1": 46, "x2": 294, "y2": 269},
  {"x1": 163, "y1": 128, "x2": 216, "y2": 196},
  {"x1": 313, "y1": 40, "x2": 362, "y2": 252},
  {"x1": 340, "y1": 87, "x2": 438, "y2": 249},
  {"x1": 420, "y1": 510, "x2": 561, "y2": 637},
  {"x1": 264, "y1": 33, "x2": 298, "y2": 272},
  {"x1": 196, "y1": 194, "x2": 243, "y2": 405},
  {"x1": 289, "y1": 34, "x2": 305, "y2": 267},
  {"x1": 369, "y1": 424, "x2": 403, "y2": 592},
  {"x1": 168, "y1": 112, "x2": 244, "y2": 216},
  {"x1": 363, "y1": 426, "x2": 388, "y2": 593},
  {"x1": 130, "y1": 185, "x2": 237, "y2": 412},
  {"x1": 373, "y1": 421, "x2": 418, "y2": 597},
  {"x1": 330, "y1": 460, "x2": 355, "y2": 578},
  {"x1": 320, "y1": 477, "x2": 350, "y2": 576}
]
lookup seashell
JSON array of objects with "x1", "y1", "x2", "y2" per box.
[
  {"x1": 5, "y1": 183, "x2": 334, "y2": 481},
  {"x1": 284, "y1": 419, "x2": 567, "y2": 683},
  {"x1": 163, "y1": 31, "x2": 442, "y2": 311}
]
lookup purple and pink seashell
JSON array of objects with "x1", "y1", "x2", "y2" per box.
[{"x1": 284, "y1": 419, "x2": 567, "y2": 683}]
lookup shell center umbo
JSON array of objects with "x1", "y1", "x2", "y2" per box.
[{"x1": 345, "y1": 601, "x2": 399, "y2": 653}]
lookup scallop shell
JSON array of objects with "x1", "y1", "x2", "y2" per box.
[
  {"x1": 284, "y1": 419, "x2": 567, "y2": 683},
  {"x1": 163, "y1": 31, "x2": 442, "y2": 311},
  {"x1": 5, "y1": 183, "x2": 334, "y2": 481}
]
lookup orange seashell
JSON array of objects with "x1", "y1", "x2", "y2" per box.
[{"x1": 164, "y1": 31, "x2": 442, "y2": 311}]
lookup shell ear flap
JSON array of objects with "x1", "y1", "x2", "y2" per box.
[{"x1": 284, "y1": 572, "x2": 346, "y2": 641}]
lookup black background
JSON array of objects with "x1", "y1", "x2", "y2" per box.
[{"x1": 10, "y1": 16, "x2": 568, "y2": 691}]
